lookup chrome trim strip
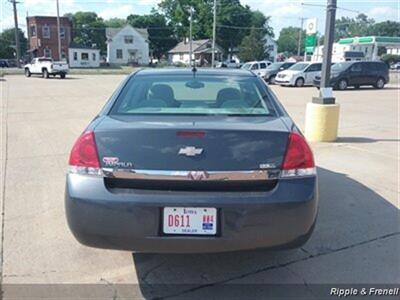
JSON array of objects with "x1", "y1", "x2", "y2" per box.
[{"x1": 102, "y1": 168, "x2": 280, "y2": 181}]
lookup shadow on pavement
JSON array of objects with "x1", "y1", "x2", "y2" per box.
[
  {"x1": 132, "y1": 167, "x2": 399, "y2": 299},
  {"x1": 336, "y1": 137, "x2": 400, "y2": 143}
]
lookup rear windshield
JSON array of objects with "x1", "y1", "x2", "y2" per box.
[{"x1": 110, "y1": 74, "x2": 276, "y2": 116}]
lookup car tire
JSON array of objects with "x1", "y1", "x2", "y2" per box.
[
  {"x1": 374, "y1": 77, "x2": 385, "y2": 89},
  {"x1": 60, "y1": 73, "x2": 66, "y2": 79},
  {"x1": 43, "y1": 69, "x2": 49, "y2": 79},
  {"x1": 337, "y1": 79, "x2": 348, "y2": 90},
  {"x1": 295, "y1": 77, "x2": 304, "y2": 87},
  {"x1": 269, "y1": 76, "x2": 276, "y2": 84},
  {"x1": 24, "y1": 68, "x2": 31, "y2": 78}
]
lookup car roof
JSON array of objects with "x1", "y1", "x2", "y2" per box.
[{"x1": 135, "y1": 68, "x2": 256, "y2": 77}]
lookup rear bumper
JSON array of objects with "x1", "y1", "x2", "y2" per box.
[{"x1": 65, "y1": 174, "x2": 318, "y2": 253}]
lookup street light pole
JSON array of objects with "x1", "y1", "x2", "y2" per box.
[
  {"x1": 304, "y1": 0, "x2": 340, "y2": 142},
  {"x1": 189, "y1": 7, "x2": 193, "y2": 68},
  {"x1": 56, "y1": 0, "x2": 62, "y2": 60},
  {"x1": 297, "y1": 17, "x2": 305, "y2": 57},
  {"x1": 9, "y1": 0, "x2": 21, "y2": 68},
  {"x1": 211, "y1": 0, "x2": 217, "y2": 67},
  {"x1": 317, "y1": 0, "x2": 337, "y2": 103}
]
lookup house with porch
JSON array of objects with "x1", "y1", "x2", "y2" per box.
[
  {"x1": 168, "y1": 39, "x2": 224, "y2": 66},
  {"x1": 106, "y1": 25, "x2": 149, "y2": 65}
]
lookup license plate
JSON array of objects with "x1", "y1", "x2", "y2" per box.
[{"x1": 163, "y1": 207, "x2": 217, "y2": 235}]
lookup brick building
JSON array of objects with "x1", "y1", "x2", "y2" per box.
[{"x1": 26, "y1": 16, "x2": 72, "y2": 61}]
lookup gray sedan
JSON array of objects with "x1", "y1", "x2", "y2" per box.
[{"x1": 65, "y1": 68, "x2": 318, "y2": 253}]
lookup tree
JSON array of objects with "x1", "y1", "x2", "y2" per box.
[
  {"x1": 0, "y1": 28, "x2": 27, "y2": 59},
  {"x1": 127, "y1": 12, "x2": 177, "y2": 59},
  {"x1": 158, "y1": 0, "x2": 273, "y2": 55},
  {"x1": 277, "y1": 27, "x2": 305, "y2": 55},
  {"x1": 104, "y1": 18, "x2": 127, "y2": 28},
  {"x1": 371, "y1": 21, "x2": 400, "y2": 37},
  {"x1": 65, "y1": 12, "x2": 106, "y2": 53},
  {"x1": 335, "y1": 13, "x2": 375, "y2": 41},
  {"x1": 238, "y1": 27, "x2": 266, "y2": 61}
]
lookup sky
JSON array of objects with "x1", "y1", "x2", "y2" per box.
[{"x1": 1, "y1": 0, "x2": 399, "y2": 38}]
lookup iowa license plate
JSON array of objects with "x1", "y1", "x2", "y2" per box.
[{"x1": 163, "y1": 207, "x2": 217, "y2": 235}]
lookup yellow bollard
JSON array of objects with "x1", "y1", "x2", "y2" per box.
[{"x1": 304, "y1": 102, "x2": 340, "y2": 142}]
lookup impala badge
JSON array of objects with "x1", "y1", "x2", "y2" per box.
[{"x1": 178, "y1": 146, "x2": 203, "y2": 157}]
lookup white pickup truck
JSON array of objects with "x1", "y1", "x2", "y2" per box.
[{"x1": 24, "y1": 57, "x2": 69, "y2": 79}]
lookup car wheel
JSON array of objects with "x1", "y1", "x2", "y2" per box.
[
  {"x1": 337, "y1": 79, "x2": 348, "y2": 90},
  {"x1": 60, "y1": 73, "x2": 66, "y2": 79},
  {"x1": 295, "y1": 77, "x2": 304, "y2": 87},
  {"x1": 24, "y1": 68, "x2": 31, "y2": 77},
  {"x1": 374, "y1": 78, "x2": 385, "y2": 89},
  {"x1": 269, "y1": 76, "x2": 276, "y2": 84},
  {"x1": 43, "y1": 69, "x2": 49, "y2": 79}
]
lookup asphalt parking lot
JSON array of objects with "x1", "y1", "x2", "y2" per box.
[{"x1": 0, "y1": 74, "x2": 399, "y2": 299}]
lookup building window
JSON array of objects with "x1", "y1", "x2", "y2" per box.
[
  {"x1": 44, "y1": 48, "x2": 52, "y2": 58},
  {"x1": 60, "y1": 27, "x2": 65, "y2": 39},
  {"x1": 179, "y1": 53, "x2": 184, "y2": 60},
  {"x1": 73, "y1": 52, "x2": 78, "y2": 61},
  {"x1": 116, "y1": 49, "x2": 123, "y2": 59},
  {"x1": 42, "y1": 25, "x2": 50, "y2": 38},
  {"x1": 30, "y1": 25, "x2": 36, "y2": 37},
  {"x1": 92, "y1": 53, "x2": 96, "y2": 61},
  {"x1": 81, "y1": 53, "x2": 89, "y2": 61},
  {"x1": 124, "y1": 36, "x2": 134, "y2": 44}
]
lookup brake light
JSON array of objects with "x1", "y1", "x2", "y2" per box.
[
  {"x1": 68, "y1": 131, "x2": 102, "y2": 175},
  {"x1": 281, "y1": 133, "x2": 316, "y2": 178}
]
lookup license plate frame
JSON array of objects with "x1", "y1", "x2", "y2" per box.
[{"x1": 163, "y1": 207, "x2": 217, "y2": 236}]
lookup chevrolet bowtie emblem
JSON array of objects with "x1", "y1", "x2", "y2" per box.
[{"x1": 178, "y1": 146, "x2": 203, "y2": 157}]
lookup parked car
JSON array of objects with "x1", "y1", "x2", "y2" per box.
[
  {"x1": 0, "y1": 59, "x2": 9, "y2": 68},
  {"x1": 65, "y1": 68, "x2": 318, "y2": 253},
  {"x1": 313, "y1": 61, "x2": 389, "y2": 90},
  {"x1": 264, "y1": 62, "x2": 296, "y2": 83},
  {"x1": 275, "y1": 62, "x2": 322, "y2": 87},
  {"x1": 390, "y1": 62, "x2": 400, "y2": 70},
  {"x1": 216, "y1": 59, "x2": 241, "y2": 68},
  {"x1": 241, "y1": 60, "x2": 272, "y2": 78},
  {"x1": 24, "y1": 57, "x2": 69, "y2": 79}
]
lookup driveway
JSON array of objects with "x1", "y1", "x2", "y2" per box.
[{"x1": 0, "y1": 75, "x2": 398, "y2": 299}]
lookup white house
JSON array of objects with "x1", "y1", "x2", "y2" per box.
[
  {"x1": 106, "y1": 25, "x2": 149, "y2": 65},
  {"x1": 68, "y1": 46, "x2": 100, "y2": 68},
  {"x1": 168, "y1": 39, "x2": 224, "y2": 66},
  {"x1": 264, "y1": 35, "x2": 278, "y2": 62}
]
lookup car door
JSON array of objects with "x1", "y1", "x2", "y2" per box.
[
  {"x1": 251, "y1": 63, "x2": 260, "y2": 76},
  {"x1": 259, "y1": 62, "x2": 267, "y2": 77},
  {"x1": 304, "y1": 63, "x2": 321, "y2": 84},
  {"x1": 348, "y1": 62, "x2": 363, "y2": 86}
]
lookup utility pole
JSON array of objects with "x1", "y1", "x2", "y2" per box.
[
  {"x1": 211, "y1": 0, "x2": 217, "y2": 67},
  {"x1": 189, "y1": 7, "x2": 193, "y2": 68},
  {"x1": 9, "y1": 0, "x2": 21, "y2": 68},
  {"x1": 304, "y1": 0, "x2": 339, "y2": 143},
  {"x1": 56, "y1": 0, "x2": 62, "y2": 60},
  {"x1": 297, "y1": 17, "x2": 306, "y2": 57},
  {"x1": 317, "y1": 0, "x2": 337, "y2": 103}
]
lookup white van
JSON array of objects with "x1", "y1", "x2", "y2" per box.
[
  {"x1": 275, "y1": 62, "x2": 322, "y2": 87},
  {"x1": 241, "y1": 60, "x2": 272, "y2": 78}
]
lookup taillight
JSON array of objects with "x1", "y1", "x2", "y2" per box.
[
  {"x1": 68, "y1": 131, "x2": 102, "y2": 175},
  {"x1": 281, "y1": 132, "x2": 316, "y2": 178}
]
